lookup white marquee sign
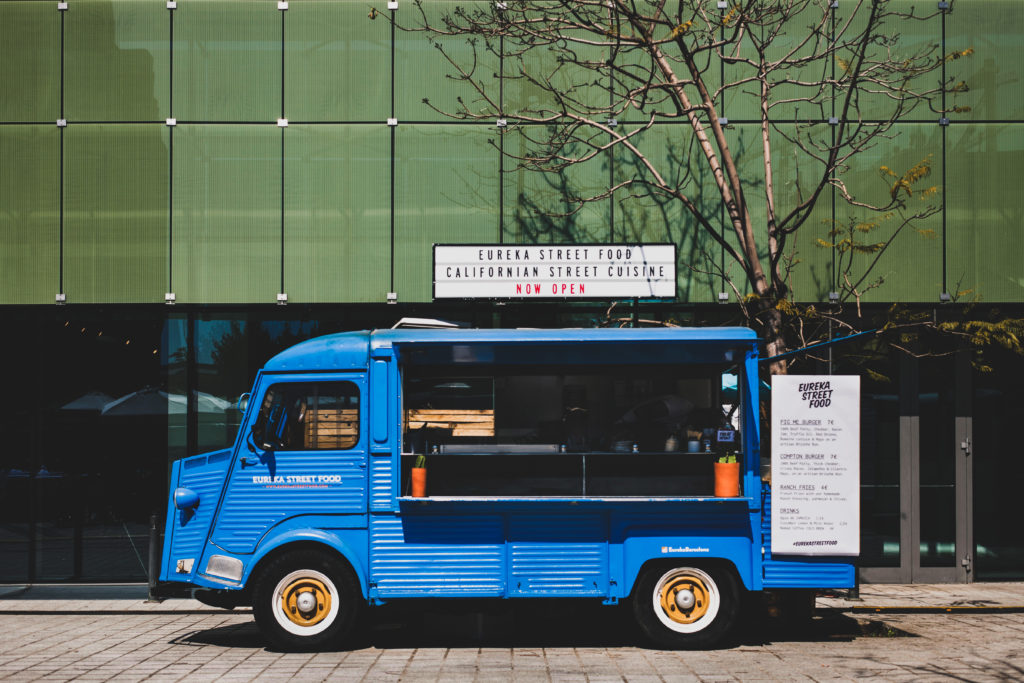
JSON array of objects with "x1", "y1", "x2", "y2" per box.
[{"x1": 433, "y1": 244, "x2": 677, "y2": 299}]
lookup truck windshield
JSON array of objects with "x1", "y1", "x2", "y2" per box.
[{"x1": 252, "y1": 381, "x2": 360, "y2": 451}]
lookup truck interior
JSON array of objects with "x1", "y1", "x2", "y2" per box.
[{"x1": 398, "y1": 355, "x2": 744, "y2": 498}]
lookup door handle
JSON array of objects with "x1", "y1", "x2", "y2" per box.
[{"x1": 240, "y1": 456, "x2": 259, "y2": 468}]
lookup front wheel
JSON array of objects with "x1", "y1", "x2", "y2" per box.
[
  {"x1": 632, "y1": 564, "x2": 739, "y2": 649},
  {"x1": 253, "y1": 550, "x2": 362, "y2": 651}
]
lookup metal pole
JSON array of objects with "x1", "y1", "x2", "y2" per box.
[{"x1": 146, "y1": 514, "x2": 162, "y2": 603}]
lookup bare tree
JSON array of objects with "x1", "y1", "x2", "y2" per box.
[{"x1": 395, "y1": 0, "x2": 971, "y2": 372}]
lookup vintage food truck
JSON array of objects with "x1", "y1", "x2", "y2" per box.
[{"x1": 160, "y1": 326, "x2": 854, "y2": 649}]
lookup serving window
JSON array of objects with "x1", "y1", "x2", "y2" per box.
[{"x1": 400, "y1": 364, "x2": 742, "y2": 497}]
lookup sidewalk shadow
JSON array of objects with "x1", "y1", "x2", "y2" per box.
[{"x1": 173, "y1": 600, "x2": 873, "y2": 651}]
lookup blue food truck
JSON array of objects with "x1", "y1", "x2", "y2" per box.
[{"x1": 160, "y1": 325, "x2": 854, "y2": 649}]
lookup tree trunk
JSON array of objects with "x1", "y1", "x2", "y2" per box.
[{"x1": 761, "y1": 304, "x2": 790, "y2": 376}]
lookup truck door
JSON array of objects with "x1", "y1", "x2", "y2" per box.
[{"x1": 210, "y1": 374, "x2": 367, "y2": 555}]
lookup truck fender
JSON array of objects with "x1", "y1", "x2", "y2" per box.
[
  {"x1": 245, "y1": 527, "x2": 369, "y2": 599},
  {"x1": 621, "y1": 536, "x2": 756, "y2": 595}
]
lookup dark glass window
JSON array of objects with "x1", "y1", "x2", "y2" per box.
[{"x1": 254, "y1": 382, "x2": 360, "y2": 451}]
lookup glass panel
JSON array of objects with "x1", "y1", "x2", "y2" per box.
[
  {"x1": 64, "y1": 124, "x2": 169, "y2": 303},
  {"x1": 503, "y1": 127, "x2": 609, "y2": 245},
  {"x1": 833, "y1": 123, "x2": 942, "y2": 303},
  {"x1": 286, "y1": 0, "x2": 388, "y2": 122},
  {"x1": 918, "y1": 356, "x2": 956, "y2": 567},
  {"x1": 395, "y1": 124, "x2": 499, "y2": 302},
  {"x1": 284, "y1": 125, "x2": 389, "y2": 303},
  {"x1": 0, "y1": 1, "x2": 59, "y2": 122},
  {"x1": 948, "y1": 0, "x2": 1024, "y2": 122},
  {"x1": 172, "y1": 125, "x2": 279, "y2": 303},
  {"x1": 725, "y1": 0, "x2": 939, "y2": 124},
  {"x1": 973, "y1": 346, "x2": 1024, "y2": 580},
  {"x1": 397, "y1": 0, "x2": 499, "y2": 123},
  {"x1": 44, "y1": 314, "x2": 169, "y2": 581},
  {"x1": 192, "y1": 316, "x2": 321, "y2": 455},
  {"x1": 615, "y1": 123, "x2": 717, "y2": 303},
  {"x1": 0, "y1": 126, "x2": 59, "y2": 305},
  {"x1": 838, "y1": 344, "x2": 901, "y2": 567},
  {"x1": 947, "y1": 124, "x2": 1024, "y2": 303},
  {"x1": 66, "y1": 0, "x2": 170, "y2": 122},
  {"x1": 254, "y1": 382, "x2": 360, "y2": 451},
  {"x1": 173, "y1": 0, "x2": 281, "y2": 122}
]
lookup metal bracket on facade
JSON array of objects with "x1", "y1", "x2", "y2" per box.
[
  {"x1": 939, "y1": 291, "x2": 952, "y2": 302},
  {"x1": 55, "y1": 293, "x2": 66, "y2": 305},
  {"x1": 387, "y1": 118, "x2": 398, "y2": 127},
  {"x1": 387, "y1": 291, "x2": 398, "y2": 304},
  {"x1": 718, "y1": 117, "x2": 729, "y2": 126},
  {"x1": 166, "y1": 118, "x2": 176, "y2": 127},
  {"x1": 718, "y1": 292, "x2": 729, "y2": 303},
  {"x1": 57, "y1": 119, "x2": 67, "y2": 127},
  {"x1": 939, "y1": 117, "x2": 950, "y2": 126},
  {"x1": 387, "y1": 0, "x2": 398, "y2": 9},
  {"x1": 960, "y1": 436, "x2": 971, "y2": 455},
  {"x1": 57, "y1": 2, "x2": 68, "y2": 11},
  {"x1": 277, "y1": 1, "x2": 288, "y2": 10},
  {"x1": 829, "y1": 291, "x2": 840, "y2": 303},
  {"x1": 495, "y1": 1, "x2": 507, "y2": 9},
  {"x1": 277, "y1": 292, "x2": 288, "y2": 305},
  {"x1": 166, "y1": 1, "x2": 176, "y2": 10},
  {"x1": 828, "y1": 116, "x2": 839, "y2": 125},
  {"x1": 717, "y1": 1, "x2": 728, "y2": 9},
  {"x1": 165, "y1": 292, "x2": 176, "y2": 305},
  {"x1": 938, "y1": 1, "x2": 950, "y2": 10},
  {"x1": 277, "y1": 118, "x2": 288, "y2": 127},
  {"x1": 830, "y1": 0, "x2": 839, "y2": 8},
  {"x1": 606, "y1": 118, "x2": 618, "y2": 128},
  {"x1": 496, "y1": 118, "x2": 507, "y2": 128}
]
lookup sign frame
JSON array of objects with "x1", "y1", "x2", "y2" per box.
[{"x1": 432, "y1": 243, "x2": 678, "y2": 301}]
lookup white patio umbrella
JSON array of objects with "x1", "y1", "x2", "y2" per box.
[{"x1": 101, "y1": 387, "x2": 232, "y2": 416}]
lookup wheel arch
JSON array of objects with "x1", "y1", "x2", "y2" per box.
[
  {"x1": 247, "y1": 533, "x2": 368, "y2": 600},
  {"x1": 628, "y1": 557, "x2": 744, "y2": 600}
]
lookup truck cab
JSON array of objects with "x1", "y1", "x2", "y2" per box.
[{"x1": 161, "y1": 326, "x2": 854, "y2": 649}]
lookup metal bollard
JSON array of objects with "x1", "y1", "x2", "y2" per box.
[{"x1": 146, "y1": 514, "x2": 163, "y2": 603}]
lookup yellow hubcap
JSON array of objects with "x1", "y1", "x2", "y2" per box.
[
  {"x1": 659, "y1": 576, "x2": 710, "y2": 624},
  {"x1": 280, "y1": 577, "x2": 332, "y2": 627}
]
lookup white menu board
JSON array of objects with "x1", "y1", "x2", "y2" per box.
[{"x1": 771, "y1": 375, "x2": 860, "y2": 556}]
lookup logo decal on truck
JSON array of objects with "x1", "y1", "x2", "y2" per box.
[
  {"x1": 251, "y1": 474, "x2": 342, "y2": 488},
  {"x1": 661, "y1": 546, "x2": 710, "y2": 553}
]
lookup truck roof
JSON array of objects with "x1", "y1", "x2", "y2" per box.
[{"x1": 264, "y1": 327, "x2": 759, "y2": 372}]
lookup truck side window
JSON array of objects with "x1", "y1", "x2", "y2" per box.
[{"x1": 253, "y1": 382, "x2": 359, "y2": 451}]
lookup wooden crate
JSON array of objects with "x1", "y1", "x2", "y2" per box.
[
  {"x1": 306, "y1": 408, "x2": 358, "y2": 448},
  {"x1": 405, "y1": 408, "x2": 495, "y2": 437}
]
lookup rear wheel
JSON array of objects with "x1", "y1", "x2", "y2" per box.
[
  {"x1": 632, "y1": 564, "x2": 739, "y2": 649},
  {"x1": 253, "y1": 550, "x2": 361, "y2": 651}
]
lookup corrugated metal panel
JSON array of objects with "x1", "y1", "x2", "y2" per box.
[
  {"x1": 762, "y1": 487, "x2": 856, "y2": 588},
  {"x1": 211, "y1": 452, "x2": 366, "y2": 554},
  {"x1": 169, "y1": 454, "x2": 230, "y2": 561},
  {"x1": 370, "y1": 514, "x2": 504, "y2": 596},
  {"x1": 509, "y1": 515, "x2": 606, "y2": 595},
  {"x1": 369, "y1": 456, "x2": 393, "y2": 511},
  {"x1": 763, "y1": 560, "x2": 855, "y2": 588}
]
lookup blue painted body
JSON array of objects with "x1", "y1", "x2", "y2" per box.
[{"x1": 160, "y1": 327, "x2": 854, "y2": 600}]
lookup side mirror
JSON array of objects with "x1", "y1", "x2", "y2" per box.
[{"x1": 237, "y1": 393, "x2": 250, "y2": 412}]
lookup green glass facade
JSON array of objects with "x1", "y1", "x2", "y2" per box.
[
  {"x1": 1, "y1": 0, "x2": 1020, "y2": 306},
  {"x1": 1, "y1": 1, "x2": 1023, "y2": 585}
]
